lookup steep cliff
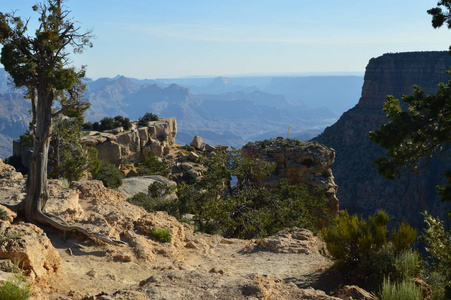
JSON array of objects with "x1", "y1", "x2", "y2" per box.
[{"x1": 314, "y1": 51, "x2": 451, "y2": 227}]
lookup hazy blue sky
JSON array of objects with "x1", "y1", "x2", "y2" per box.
[{"x1": 1, "y1": 1, "x2": 450, "y2": 79}]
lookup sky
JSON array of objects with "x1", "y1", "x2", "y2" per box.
[{"x1": 1, "y1": 0, "x2": 451, "y2": 80}]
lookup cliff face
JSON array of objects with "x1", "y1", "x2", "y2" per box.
[{"x1": 314, "y1": 51, "x2": 451, "y2": 227}]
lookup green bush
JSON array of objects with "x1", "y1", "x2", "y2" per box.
[
  {"x1": 0, "y1": 276, "x2": 31, "y2": 300},
  {"x1": 380, "y1": 277, "x2": 422, "y2": 300},
  {"x1": 137, "y1": 112, "x2": 158, "y2": 127},
  {"x1": 113, "y1": 115, "x2": 132, "y2": 130},
  {"x1": 0, "y1": 208, "x2": 9, "y2": 221},
  {"x1": 127, "y1": 192, "x2": 150, "y2": 210},
  {"x1": 422, "y1": 213, "x2": 451, "y2": 299},
  {"x1": 173, "y1": 150, "x2": 329, "y2": 239},
  {"x1": 99, "y1": 117, "x2": 115, "y2": 131},
  {"x1": 150, "y1": 228, "x2": 171, "y2": 243},
  {"x1": 127, "y1": 182, "x2": 176, "y2": 213},
  {"x1": 390, "y1": 222, "x2": 419, "y2": 254},
  {"x1": 321, "y1": 210, "x2": 419, "y2": 292},
  {"x1": 321, "y1": 210, "x2": 390, "y2": 267},
  {"x1": 137, "y1": 152, "x2": 168, "y2": 176},
  {"x1": 92, "y1": 160, "x2": 124, "y2": 189}
]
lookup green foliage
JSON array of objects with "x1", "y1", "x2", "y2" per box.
[
  {"x1": 380, "y1": 277, "x2": 422, "y2": 300},
  {"x1": 369, "y1": 85, "x2": 451, "y2": 182},
  {"x1": 422, "y1": 213, "x2": 451, "y2": 299},
  {"x1": 137, "y1": 151, "x2": 168, "y2": 176},
  {"x1": 49, "y1": 115, "x2": 99, "y2": 182},
  {"x1": 18, "y1": 131, "x2": 33, "y2": 149},
  {"x1": 321, "y1": 210, "x2": 389, "y2": 265},
  {"x1": 127, "y1": 192, "x2": 149, "y2": 209},
  {"x1": 137, "y1": 112, "x2": 159, "y2": 127},
  {"x1": 127, "y1": 181, "x2": 176, "y2": 213},
  {"x1": 150, "y1": 227, "x2": 172, "y2": 243},
  {"x1": 113, "y1": 115, "x2": 132, "y2": 130},
  {"x1": 0, "y1": 232, "x2": 22, "y2": 243},
  {"x1": 59, "y1": 178, "x2": 70, "y2": 188},
  {"x1": 99, "y1": 117, "x2": 115, "y2": 131},
  {"x1": 428, "y1": 1, "x2": 451, "y2": 53},
  {"x1": 321, "y1": 210, "x2": 419, "y2": 292},
  {"x1": 91, "y1": 160, "x2": 123, "y2": 189},
  {"x1": 390, "y1": 222, "x2": 419, "y2": 254},
  {"x1": 173, "y1": 149, "x2": 329, "y2": 239},
  {"x1": 392, "y1": 250, "x2": 423, "y2": 282},
  {"x1": 0, "y1": 208, "x2": 9, "y2": 221},
  {"x1": 0, "y1": 276, "x2": 31, "y2": 300}
]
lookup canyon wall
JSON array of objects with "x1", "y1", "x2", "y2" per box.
[{"x1": 314, "y1": 51, "x2": 451, "y2": 227}]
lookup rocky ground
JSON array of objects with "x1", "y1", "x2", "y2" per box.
[{"x1": 0, "y1": 159, "x2": 375, "y2": 300}]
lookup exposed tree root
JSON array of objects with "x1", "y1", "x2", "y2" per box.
[{"x1": 1, "y1": 201, "x2": 125, "y2": 246}]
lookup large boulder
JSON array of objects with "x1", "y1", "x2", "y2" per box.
[
  {"x1": 190, "y1": 136, "x2": 205, "y2": 150},
  {"x1": 0, "y1": 221, "x2": 61, "y2": 280}
]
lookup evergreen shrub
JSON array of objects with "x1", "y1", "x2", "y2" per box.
[
  {"x1": 92, "y1": 160, "x2": 124, "y2": 188},
  {"x1": 321, "y1": 210, "x2": 419, "y2": 292}
]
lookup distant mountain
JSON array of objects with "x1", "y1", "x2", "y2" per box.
[
  {"x1": 84, "y1": 77, "x2": 338, "y2": 147},
  {"x1": 0, "y1": 69, "x2": 363, "y2": 157},
  {"x1": 0, "y1": 133, "x2": 13, "y2": 159},
  {"x1": 0, "y1": 92, "x2": 30, "y2": 137},
  {"x1": 188, "y1": 76, "x2": 258, "y2": 94},
  {"x1": 0, "y1": 68, "x2": 14, "y2": 94},
  {"x1": 124, "y1": 75, "x2": 364, "y2": 117},
  {"x1": 263, "y1": 76, "x2": 364, "y2": 114}
]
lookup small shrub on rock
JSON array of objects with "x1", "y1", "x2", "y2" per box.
[
  {"x1": 150, "y1": 227, "x2": 171, "y2": 243},
  {"x1": 137, "y1": 112, "x2": 158, "y2": 127},
  {"x1": 0, "y1": 208, "x2": 9, "y2": 221}
]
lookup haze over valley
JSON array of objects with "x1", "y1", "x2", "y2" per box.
[{"x1": 0, "y1": 70, "x2": 363, "y2": 157}]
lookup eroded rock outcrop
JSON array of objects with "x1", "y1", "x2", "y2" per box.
[
  {"x1": 0, "y1": 218, "x2": 61, "y2": 280},
  {"x1": 242, "y1": 138, "x2": 339, "y2": 215},
  {"x1": 81, "y1": 117, "x2": 177, "y2": 165},
  {"x1": 315, "y1": 51, "x2": 451, "y2": 226}
]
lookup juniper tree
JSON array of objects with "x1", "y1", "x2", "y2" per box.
[{"x1": 0, "y1": 0, "x2": 122, "y2": 245}]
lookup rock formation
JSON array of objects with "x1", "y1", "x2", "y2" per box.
[
  {"x1": 314, "y1": 51, "x2": 451, "y2": 227},
  {"x1": 82, "y1": 117, "x2": 177, "y2": 165},
  {"x1": 242, "y1": 138, "x2": 339, "y2": 215},
  {"x1": 12, "y1": 117, "x2": 177, "y2": 169}
]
